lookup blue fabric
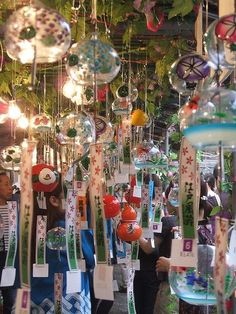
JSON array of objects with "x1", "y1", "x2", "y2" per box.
[{"x1": 31, "y1": 220, "x2": 95, "y2": 313}]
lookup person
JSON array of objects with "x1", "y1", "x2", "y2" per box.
[
  {"x1": 0, "y1": 172, "x2": 19, "y2": 314},
  {"x1": 133, "y1": 174, "x2": 161, "y2": 314},
  {"x1": 31, "y1": 174, "x2": 94, "y2": 313}
]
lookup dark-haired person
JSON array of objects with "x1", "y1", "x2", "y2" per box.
[
  {"x1": 31, "y1": 176, "x2": 95, "y2": 313},
  {"x1": 0, "y1": 172, "x2": 19, "y2": 314}
]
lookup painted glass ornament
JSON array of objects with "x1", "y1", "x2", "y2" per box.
[
  {"x1": 181, "y1": 87, "x2": 236, "y2": 149},
  {"x1": 169, "y1": 245, "x2": 236, "y2": 306},
  {"x1": 117, "y1": 222, "x2": 142, "y2": 242},
  {"x1": 66, "y1": 33, "x2": 121, "y2": 85},
  {"x1": 0, "y1": 145, "x2": 22, "y2": 171},
  {"x1": 31, "y1": 113, "x2": 52, "y2": 133},
  {"x1": 176, "y1": 54, "x2": 210, "y2": 82},
  {"x1": 5, "y1": 5, "x2": 71, "y2": 63},
  {"x1": 215, "y1": 14, "x2": 236, "y2": 44},
  {"x1": 56, "y1": 111, "x2": 96, "y2": 148},
  {"x1": 116, "y1": 84, "x2": 138, "y2": 102},
  {"x1": 133, "y1": 140, "x2": 161, "y2": 169},
  {"x1": 169, "y1": 56, "x2": 208, "y2": 95},
  {"x1": 204, "y1": 20, "x2": 235, "y2": 69},
  {"x1": 112, "y1": 98, "x2": 132, "y2": 116},
  {"x1": 46, "y1": 227, "x2": 66, "y2": 250},
  {"x1": 32, "y1": 164, "x2": 59, "y2": 193},
  {"x1": 94, "y1": 115, "x2": 114, "y2": 144}
]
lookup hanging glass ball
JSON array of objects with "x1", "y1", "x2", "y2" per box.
[
  {"x1": 169, "y1": 57, "x2": 207, "y2": 95},
  {"x1": 46, "y1": 227, "x2": 66, "y2": 250},
  {"x1": 169, "y1": 245, "x2": 236, "y2": 306},
  {"x1": 56, "y1": 111, "x2": 96, "y2": 149},
  {"x1": 204, "y1": 20, "x2": 235, "y2": 70},
  {"x1": 94, "y1": 115, "x2": 114, "y2": 144},
  {"x1": 116, "y1": 84, "x2": 138, "y2": 102},
  {"x1": 181, "y1": 88, "x2": 236, "y2": 149},
  {"x1": 31, "y1": 113, "x2": 52, "y2": 133},
  {"x1": 66, "y1": 34, "x2": 121, "y2": 85},
  {"x1": 0, "y1": 145, "x2": 22, "y2": 171},
  {"x1": 131, "y1": 109, "x2": 148, "y2": 126},
  {"x1": 215, "y1": 14, "x2": 236, "y2": 44},
  {"x1": 112, "y1": 98, "x2": 132, "y2": 115},
  {"x1": 133, "y1": 140, "x2": 160, "y2": 169},
  {"x1": 176, "y1": 54, "x2": 210, "y2": 82},
  {"x1": 4, "y1": 5, "x2": 71, "y2": 64}
]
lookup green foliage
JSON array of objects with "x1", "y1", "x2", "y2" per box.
[{"x1": 168, "y1": 0, "x2": 194, "y2": 19}]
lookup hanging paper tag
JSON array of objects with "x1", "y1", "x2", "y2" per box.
[
  {"x1": 66, "y1": 189, "x2": 78, "y2": 271},
  {"x1": 229, "y1": 229, "x2": 236, "y2": 267},
  {"x1": 120, "y1": 162, "x2": 136, "y2": 175},
  {"x1": 33, "y1": 215, "x2": 48, "y2": 278},
  {"x1": 66, "y1": 270, "x2": 81, "y2": 294},
  {"x1": 54, "y1": 273, "x2": 63, "y2": 314},
  {"x1": 151, "y1": 222, "x2": 163, "y2": 233},
  {"x1": 170, "y1": 239, "x2": 197, "y2": 267},
  {"x1": 77, "y1": 196, "x2": 88, "y2": 229},
  {"x1": 20, "y1": 140, "x2": 36, "y2": 289},
  {"x1": 127, "y1": 268, "x2": 136, "y2": 314},
  {"x1": 122, "y1": 118, "x2": 132, "y2": 164},
  {"x1": 154, "y1": 204, "x2": 162, "y2": 223},
  {"x1": 179, "y1": 137, "x2": 198, "y2": 239},
  {"x1": 131, "y1": 241, "x2": 139, "y2": 261},
  {"x1": 148, "y1": 180, "x2": 154, "y2": 221},
  {"x1": 133, "y1": 186, "x2": 141, "y2": 198},
  {"x1": 214, "y1": 217, "x2": 228, "y2": 314},
  {"x1": 78, "y1": 259, "x2": 86, "y2": 272},
  {"x1": 114, "y1": 170, "x2": 129, "y2": 184},
  {"x1": 89, "y1": 144, "x2": 107, "y2": 263},
  {"x1": 74, "y1": 181, "x2": 88, "y2": 197},
  {"x1": 141, "y1": 185, "x2": 149, "y2": 229},
  {"x1": 36, "y1": 193, "x2": 47, "y2": 210},
  {"x1": 94, "y1": 264, "x2": 114, "y2": 301},
  {"x1": 15, "y1": 288, "x2": 30, "y2": 313},
  {"x1": 0, "y1": 201, "x2": 18, "y2": 287}
]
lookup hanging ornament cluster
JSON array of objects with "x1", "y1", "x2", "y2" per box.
[
  {"x1": 5, "y1": 5, "x2": 71, "y2": 64},
  {"x1": 117, "y1": 203, "x2": 142, "y2": 242}
]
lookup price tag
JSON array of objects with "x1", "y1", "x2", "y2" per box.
[
  {"x1": 151, "y1": 222, "x2": 163, "y2": 233},
  {"x1": 66, "y1": 271, "x2": 81, "y2": 294},
  {"x1": 0, "y1": 267, "x2": 16, "y2": 286},
  {"x1": 170, "y1": 239, "x2": 197, "y2": 267},
  {"x1": 133, "y1": 186, "x2": 141, "y2": 198},
  {"x1": 33, "y1": 264, "x2": 49, "y2": 278},
  {"x1": 78, "y1": 259, "x2": 86, "y2": 272},
  {"x1": 94, "y1": 265, "x2": 114, "y2": 301}
]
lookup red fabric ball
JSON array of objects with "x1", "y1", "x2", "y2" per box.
[{"x1": 32, "y1": 164, "x2": 59, "y2": 192}]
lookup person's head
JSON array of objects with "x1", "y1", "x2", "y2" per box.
[
  {"x1": 204, "y1": 173, "x2": 216, "y2": 191},
  {"x1": 0, "y1": 172, "x2": 13, "y2": 205},
  {"x1": 164, "y1": 181, "x2": 178, "y2": 216}
]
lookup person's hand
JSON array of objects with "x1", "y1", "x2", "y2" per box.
[{"x1": 156, "y1": 256, "x2": 171, "y2": 272}]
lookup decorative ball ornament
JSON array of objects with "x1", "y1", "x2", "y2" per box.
[
  {"x1": 31, "y1": 113, "x2": 52, "y2": 133},
  {"x1": 181, "y1": 88, "x2": 236, "y2": 149},
  {"x1": 215, "y1": 14, "x2": 236, "y2": 44},
  {"x1": 66, "y1": 33, "x2": 121, "y2": 85},
  {"x1": 112, "y1": 98, "x2": 132, "y2": 116},
  {"x1": 103, "y1": 195, "x2": 121, "y2": 219},
  {"x1": 56, "y1": 112, "x2": 96, "y2": 148},
  {"x1": 4, "y1": 5, "x2": 71, "y2": 64},
  {"x1": 121, "y1": 204, "x2": 137, "y2": 222},
  {"x1": 32, "y1": 163, "x2": 59, "y2": 192},
  {"x1": 0, "y1": 145, "x2": 22, "y2": 171},
  {"x1": 169, "y1": 245, "x2": 236, "y2": 305},
  {"x1": 46, "y1": 227, "x2": 66, "y2": 250},
  {"x1": 117, "y1": 222, "x2": 142, "y2": 242},
  {"x1": 94, "y1": 116, "x2": 114, "y2": 144},
  {"x1": 169, "y1": 56, "x2": 208, "y2": 95},
  {"x1": 116, "y1": 84, "x2": 138, "y2": 102},
  {"x1": 131, "y1": 109, "x2": 148, "y2": 126},
  {"x1": 204, "y1": 20, "x2": 235, "y2": 69},
  {"x1": 176, "y1": 54, "x2": 210, "y2": 82}
]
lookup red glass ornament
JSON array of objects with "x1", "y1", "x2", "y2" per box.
[
  {"x1": 215, "y1": 14, "x2": 236, "y2": 43},
  {"x1": 117, "y1": 222, "x2": 142, "y2": 242},
  {"x1": 103, "y1": 195, "x2": 121, "y2": 219}
]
